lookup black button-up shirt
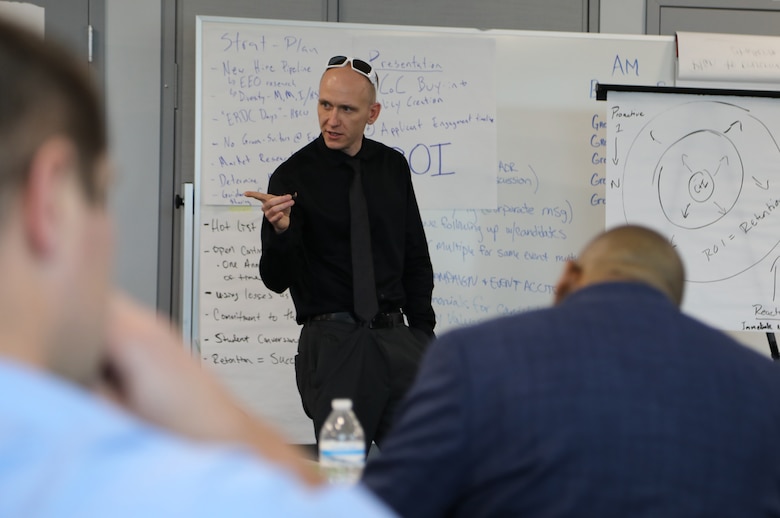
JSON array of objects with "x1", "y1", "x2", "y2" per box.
[{"x1": 260, "y1": 135, "x2": 436, "y2": 337}]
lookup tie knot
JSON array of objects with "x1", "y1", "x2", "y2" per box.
[{"x1": 347, "y1": 157, "x2": 361, "y2": 175}]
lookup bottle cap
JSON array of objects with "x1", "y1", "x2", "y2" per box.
[{"x1": 331, "y1": 398, "x2": 353, "y2": 410}]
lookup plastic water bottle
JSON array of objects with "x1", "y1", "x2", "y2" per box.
[{"x1": 318, "y1": 398, "x2": 366, "y2": 484}]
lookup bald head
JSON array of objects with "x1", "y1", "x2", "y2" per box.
[{"x1": 555, "y1": 225, "x2": 685, "y2": 306}]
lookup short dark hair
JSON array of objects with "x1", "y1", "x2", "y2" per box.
[{"x1": 0, "y1": 17, "x2": 107, "y2": 214}]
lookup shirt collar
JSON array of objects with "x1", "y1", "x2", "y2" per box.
[
  {"x1": 562, "y1": 281, "x2": 675, "y2": 308},
  {"x1": 315, "y1": 134, "x2": 379, "y2": 165}
]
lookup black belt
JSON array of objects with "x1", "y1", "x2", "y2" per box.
[{"x1": 306, "y1": 311, "x2": 404, "y2": 329}]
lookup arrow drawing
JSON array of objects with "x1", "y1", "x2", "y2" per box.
[
  {"x1": 724, "y1": 120, "x2": 743, "y2": 134},
  {"x1": 681, "y1": 153, "x2": 692, "y2": 172},
  {"x1": 752, "y1": 176, "x2": 770, "y2": 190},
  {"x1": 713, "y1": 156, "x2": 728, "y2": 177},
  {"x1": 772, "y1": 256, "x2": 780, "y2": 302},
  {"x1": 612, "y1": 138, "x2": 619, "y2": 165}
]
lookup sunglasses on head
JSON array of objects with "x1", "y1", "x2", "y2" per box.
[{"x1": 326, "y1": 55, "x2": 379, "y2": 88}]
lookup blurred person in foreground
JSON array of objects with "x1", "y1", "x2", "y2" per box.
[
  {"x1": 0, "y1": 17, "x2": 394, "y2": 518},
  {"x1": 363, "y1": 224, "x2": 780, "y2": 517}
]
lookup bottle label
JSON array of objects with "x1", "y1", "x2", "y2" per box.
[
  {"x1": 319, "y1": 440, "x2": 365, "y2": 484},
  {"x1": 319, "y1": 441, "x2": 365, "y2": 465}
]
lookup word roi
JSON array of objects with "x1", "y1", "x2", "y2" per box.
[{"x1": 393, "y1": 142, "x2": 455, "y2": 176}]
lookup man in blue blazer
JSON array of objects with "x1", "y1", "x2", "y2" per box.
[{"x1": 362, "y1": 224, "x2": 780, "y2": 517}]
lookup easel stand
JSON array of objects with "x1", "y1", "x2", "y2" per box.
[{"x1": 766, "y1": 333, "x2": 780, "y2": 361}]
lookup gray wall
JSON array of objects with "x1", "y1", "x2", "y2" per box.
[
  {"x1": 601, "y1": 0, "x2": 646, "y2": 33},
  {"x1": 105, "y1": 0, "x2": 161, "y2": 309}
]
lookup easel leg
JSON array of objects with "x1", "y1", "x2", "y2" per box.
[{"x1": 766, "y1": 332, "x2": 780, "y2": 361}]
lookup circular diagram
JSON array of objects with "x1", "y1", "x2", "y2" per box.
[
  {"x1": 656, "y1": 129, "x2": 743, "y2": 230},
  {"x1": 621, "y1": 100, "x2": 780, "y2": 282}
]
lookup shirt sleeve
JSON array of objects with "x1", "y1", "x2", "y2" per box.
[
  {"x1": 361, "y1": 336, "x2": 469, "y2": 518},
  {"x1": 127, "y1": 445, "x2": 398, "y2": 518},
  {"x1": 259, "y1": 170, "x2": 301, "y2": 294},
  {"x1": 0, "y1": 363, "x2": 398, "y2": 518}
]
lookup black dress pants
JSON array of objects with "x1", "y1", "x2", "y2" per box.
[{"x1": 295, "y1": 320, "x2": 428, "y2": 451}]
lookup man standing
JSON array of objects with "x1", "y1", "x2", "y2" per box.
[
  {"x1": 0, "y1": 18, "x2": 394, "y2": 517},
  {"x1": 245, "y1": 56, "x2": 435, "y2": 448},
  {"x1": 363, "y1": 225, "x2": 780, "y2": 517}
]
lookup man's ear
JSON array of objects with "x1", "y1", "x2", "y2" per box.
[
  {"x1": 367, "y1": 102, "x2": 381, "y2": 125},
  {"x1": 23, "y1": 137, "x2": 77, "y2": 257},
  {"x1": 553, "y1": 260, "x2": 583, "y2": 305}
]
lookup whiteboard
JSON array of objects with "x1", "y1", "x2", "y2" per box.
[
  {"x1": 195, "y1": 16, "x2": 676, "y2": 443},
  {"x1": 677, "y1": 31, "x2": 780, "y2": 90},
  {"x1": 605, "y1": 87, "x2": 780, "y2": 332},
  {"x1": 197, "y1": 18, "x2": 497, "y2": 209}
]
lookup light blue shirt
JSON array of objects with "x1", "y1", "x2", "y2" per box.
[{"x1": 0, "y1": 359, "x2": 395, "y2": 517}]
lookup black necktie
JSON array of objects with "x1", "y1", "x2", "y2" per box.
[{"x1": 348, "y1": 158, "x2": 379, "y2": 323}]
